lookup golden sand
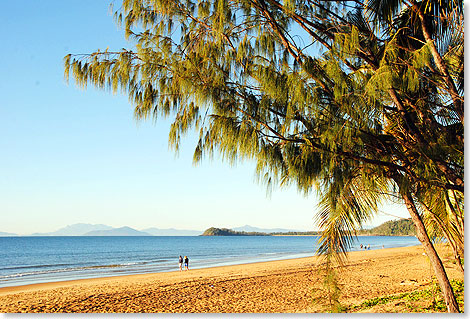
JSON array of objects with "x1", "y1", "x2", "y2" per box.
[{"x1": 0, "y1": 245, "x2": 463, "y2": 313}]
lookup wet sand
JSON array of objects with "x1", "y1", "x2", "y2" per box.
[{"x1": 0, "y1": 245, "x2": 463, "y2": 313}]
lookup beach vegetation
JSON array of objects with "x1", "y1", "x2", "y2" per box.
[
  {"x1": 348, "y1": 279, "x2": 464, "y2": 313},
  {"x1": 64, "y1": 0, "x2": 463, "y2": 312},
  {"x1": 311, "y1": 258, "x2": 346, "y2": 313}
]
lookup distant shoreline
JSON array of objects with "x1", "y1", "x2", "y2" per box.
[
  {"x1": 201, "y1": 219, "x2": 416, "y2": 237},
  {"x1": 271, "y1": 234, "x2": 316, "y2": 236}
]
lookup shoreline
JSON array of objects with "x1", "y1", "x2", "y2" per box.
[
  {"x1": 0, "y1": 242, "x2": 418, "y2": 291},
  {"x1": 0, "y1": 236, "x2": 420, "y2": 290},
  {"x1": 0, "y1": 244, "x2": 463, "y2": 313},
  {"x1": 0, "y1": 253, "x2": 318, "y2": 295},
  {"x1": 0, "y1": 251, "x2": 316, "y2": 290}
]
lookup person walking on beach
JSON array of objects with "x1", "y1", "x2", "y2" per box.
[
  {"x1": 179, "y1": 255, "x2": 183, "y2": 271},
  {"x1": 184, "y1": 256, "x2": 189, "y2": 271}
]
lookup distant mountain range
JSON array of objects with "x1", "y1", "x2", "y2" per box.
[
  {"x1": 84, "y1": 226, "x2": 151, "y2": 236},
  {"x1": 142, "y1": 228, "x2": 201, "y2": 236},
  {"x1": 0, "y1": 224, "x2": 302, "y2": 237},
  {"x1": 2, "y1": 223, "x2": 203, "y2": 237},
  {"x1": 0, "y1": 231, "x2": 18, "y2": 237},
  {"x1": 31, "y1": 223, "x2": 113, "y2": 236}
]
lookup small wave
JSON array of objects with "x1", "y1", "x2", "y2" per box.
[
  {"x1": 0, "y1": 263, "x2": 74, "y2": 271},
  {"x1": 0, "y1": 262, "x2": 155, "y2": 280}
]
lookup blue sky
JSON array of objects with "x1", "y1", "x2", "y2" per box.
[{"x1": 0, "y1": 1, "x2": 410, "y2": 235}]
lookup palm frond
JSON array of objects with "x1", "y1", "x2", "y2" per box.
[{"x1": 315, "y1": 165, "x2": 384, "y2": 264}]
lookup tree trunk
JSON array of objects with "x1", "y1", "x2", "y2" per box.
[
  {"x1": 411, "y1": 1, "x2": 464, "y2": 125},
  {"x1": 402, "y1": 191, "x2": 460, "y2": 313}
]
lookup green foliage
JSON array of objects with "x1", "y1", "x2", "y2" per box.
[
  {"x1": 311, "y1": 259, "x2": 346, "y2": 313},
  {"x1": 359, "y1": 294, "x2": 401, "y2": 308},
  {"x1": 360, "y1": 218, "x2": 416, "y2": 236},
  {"x1": 349, "y1": 280, "x2": 464, "y2": 312},
  {"x1": 323, "y1": 266, "x2": 344, "y2": 312}
]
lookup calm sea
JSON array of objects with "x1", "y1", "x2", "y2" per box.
[{"x1": 0, "y1": 236, "x2": 420, "y2": 288}]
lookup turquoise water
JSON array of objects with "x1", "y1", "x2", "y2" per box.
[{"x1": 0, "y1": 236, "x2": 419, "y2": 288}]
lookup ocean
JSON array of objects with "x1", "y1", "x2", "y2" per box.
[{"x1": 0, "y1": 235, "x2": 420, "y2": 288}]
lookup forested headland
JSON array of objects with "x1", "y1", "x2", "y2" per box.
[
  {"x1": 359, "y1": 219, "x2": 416, "y2": 236},
  {"x1": 201, "y1": 227, "x2": 270, "y2": 236},
  {"x1": 203, "y1": 219, "x2": 416, "y2": 236}
]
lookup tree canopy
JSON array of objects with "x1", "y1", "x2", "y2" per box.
[
  {"x1": 65, "y1": 0, "x2": 463, "y2": 312},
  {"x1": 360, "y1": 218, "x2": 416, "y2": 236}
]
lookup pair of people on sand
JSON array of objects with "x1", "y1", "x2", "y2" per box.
[{"x1": 179, "y1": 255, "x2": 189, "y2": 271}]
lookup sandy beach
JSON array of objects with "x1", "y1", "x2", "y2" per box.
[{"x1": 0, "y1": 245, "x2": 463, "y2": 313}]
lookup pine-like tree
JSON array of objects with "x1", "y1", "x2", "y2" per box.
[{"x1": 65, "y1": 0, "x2": 463, "y2": 312}]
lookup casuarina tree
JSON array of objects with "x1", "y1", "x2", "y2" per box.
[{"x1": 65, "y1": 0, "x2": 463, "y2": 312}]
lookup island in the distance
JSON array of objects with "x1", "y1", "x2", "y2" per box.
[
  {"x1": 201, "y1": 227, "x2": 272, "y2": 236},
  {"x1": 201, "y1": 227, "x2": 320, "y2": 236},
  {"x1": 202, "y1": 219, "x2": 416, "y2": 236}
]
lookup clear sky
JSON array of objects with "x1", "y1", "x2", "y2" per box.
[{"x1": 0, "y1": 1, "x2": 410, "y2": 235}]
